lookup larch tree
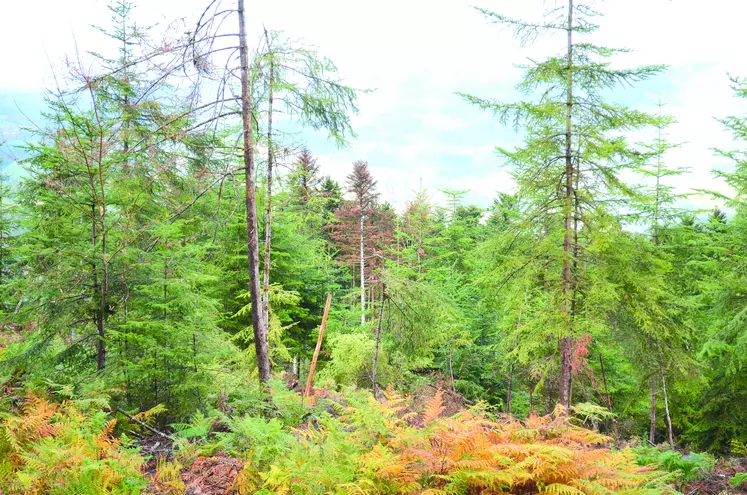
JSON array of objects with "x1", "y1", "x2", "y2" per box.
[
  {"x1": 462, "y1": 0, "x2": 666, "y2": 409},
  {"x1": 253, "y1": 29, "x2": 359, "y2": 328},
  {"x1": 633, "y1": 102, "x2": 688, "y2": 449}
]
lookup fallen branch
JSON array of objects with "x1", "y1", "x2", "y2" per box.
[{"x1": 115, "y1": 407, "x2": 170, "y2": 439}]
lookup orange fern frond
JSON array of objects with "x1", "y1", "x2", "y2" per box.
[{"x1": 422, "y1": 389, "x2": 445, "y2": 426}]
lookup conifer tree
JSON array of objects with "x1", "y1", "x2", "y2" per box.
[
  {"x1": 633, "y1": 102, "x2": 688, "y2": 449},
  {"x1": 289, "y1": 148, "x2": 321, "y2": 208},
  {"x1": 329, "y1": 161, "x2": 390, "y2": 324},
  {"x1": 462, "y1": 0, "x2": 666, "y2": 408},
  {"x1": 254, "y1": 30, "x2": 358, "y2": 328},
  {"x1": 0, "y1": 167, "x2": 16, "y2": 316}
]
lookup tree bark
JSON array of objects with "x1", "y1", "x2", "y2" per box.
[
  {"x1": 262, "y1": 52, "x2": 274, "y2": 329},
  {"x1": 657, "y1": 341, "x2": 675, "y2": 449},
  {"x1": 93, "y1": 101, "x2": 108, "y2": 372},
  {"x1": 558, "y1": 0, "x2": 575, "y2": 412},
  {"x1": 305, "y1": 294, "x2": 333, "y2": 398},
  {"x1": 238, "y1": 0, "x2": 271, "y2": 385}
]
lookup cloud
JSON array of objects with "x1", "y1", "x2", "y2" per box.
[{"x1": 3, "y1": 0, "x2": 747, "y2": 212}]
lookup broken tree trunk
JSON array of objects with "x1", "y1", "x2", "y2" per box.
[{"x1": 305, "y1": 294, "x2": 333, "y2": 400}]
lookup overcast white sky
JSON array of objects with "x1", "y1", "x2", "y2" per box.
[{"x1": 2, "y1": 0, "x2": 746, "y2": 211}]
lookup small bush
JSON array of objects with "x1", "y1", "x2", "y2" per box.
[
  {"x1": 633, "y1": 446, "x2": 715, "y2": 483},
  {"x1": 729, "y1": 472, "x2": 747, "y2": 489}
]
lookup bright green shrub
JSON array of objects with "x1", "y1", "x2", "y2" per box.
[
  {"x1": 319, "y1": 332, "x2": 377, "y2": 388},
  {"x1": 729, "y1": 472, "x2": 747, "y2": 489},
  {"x1": 633, "y1": 446, "x2": 715, "y2": 483}
]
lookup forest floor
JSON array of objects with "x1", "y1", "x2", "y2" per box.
[
  {"x1": 682, "y1": 458, "x2": 747, "y2": 495},
  {"x1": 119, "y1": 379, "x2": 747, "y2": 495},
  {"x1": 141, "y1": 380, "x2": 473, "y2": 495}
]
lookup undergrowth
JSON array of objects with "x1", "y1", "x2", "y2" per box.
[
  {"x1": 222, "y1": 388, "x2": 676, "y2": 494},
  {"x1": 0, "y1": 393, "x2": 146, "y2": 494},
  {"x1": 632, "y1": 446, "x2": 715, "y2": 486}
]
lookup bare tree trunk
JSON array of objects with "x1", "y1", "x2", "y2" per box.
[
  {"x1": 93, "y1": 102, "x2": 108, "y2": 371},
  {"x1": 372, "y1": 291, "x2": 385, "y2": 398},
  {"x1": 305, "y1": 294, "x2": 333, "y2": 399},
  {"x1": 657, "y1": 341, "x2": 675, "y2": 449},
  {"x1": 238, "y1": 0, "x2": 271, "y2": 385},
  {"x1": 558, "y1": 0, "x2": 575, "y2": 411},
  {"x1": 262, "y1": 54, "x2": 274, "y2": 329},
  {"x1": 648, "y1": 336, "x2": 657, "y2": 445},
  {"x1": 360, "y1": 214, "x2": 366, "y2": 325}
]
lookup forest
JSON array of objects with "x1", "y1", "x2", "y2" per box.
[{"x1": 0, "y1": 0, "x2": 746, "y2": 494}]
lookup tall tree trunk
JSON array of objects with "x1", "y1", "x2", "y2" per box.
[
  {"x1": 238, "y1": 0, "x2": 271, "y2": 385},
  {"x1": 372, "y1": 291, "x2": 385, "y2": 398},
  {"x1": 648, "y1": 335, "x2": 657, "y2": 445},
  {"x1": 91, "y1": 203, "x2": 103, "y2": 368},
  {"x1": 360, "y1": 214, "x2": 366, "y2": 324},
  {"x1": 262, "y1": 54, "x2": 275, "y2": 329},
  {"x1": 94, "y1": 105, "x2": 108, "y2": 371},
  {"x1": 558, "y1": 0, "x2": 575, "y2": 411},
  {"x1": 657, "y1": 341, "x2": 675, "y2": 449}
]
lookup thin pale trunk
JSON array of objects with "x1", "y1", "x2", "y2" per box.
[
  {"x1": 657, "y1": 341, "x2": 675, "y2": 449},
  {"x1": 648, "y1": 335, "x2": 657, "y2": 445},
  {"x1": 262, "y1": 56, "x2": 275, "y2": 328},
  {"x1": 91, "y1": 203, "x2": 103, "y2": 368},
  {"x1": 360, "y1": 214, "x2": 366, "y2": 325},
  {"x1": 372, "y1": 292, "x2": 385, "y2": 398},
  {"x1": 558, "y1": 0, "x2": 575, "y2": 411},
  {"x1": 95, "y1": 106, "x2": 108, "y2": 371},
  {"x1": 238, "y1": 0, "x2": 271, "y2": 385}
]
